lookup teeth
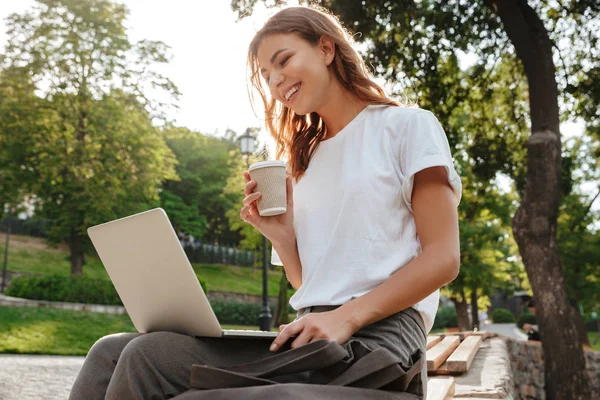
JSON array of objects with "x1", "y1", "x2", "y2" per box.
[{"x1": 285, "y1": 84, "x2": 300, "y2": 101}]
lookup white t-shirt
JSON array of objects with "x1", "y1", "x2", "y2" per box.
[{"x1": 271, "y1": 105, "x2": 462, "y2": 333}]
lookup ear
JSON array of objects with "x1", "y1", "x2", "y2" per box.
[{"x1": 318, "y1": 36, "x2": 336, "y2": 66}]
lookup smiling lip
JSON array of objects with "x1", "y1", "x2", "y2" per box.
[{"x1": 283, "y1": 82, "x2": 301, "y2": 103}]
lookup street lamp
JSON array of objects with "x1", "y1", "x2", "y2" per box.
[
  {"x1": 239, "y1": 129, "x2": 272, "y2": 331},
  {"x1": 1, "y1": 208, "x2": 14, "y2": 293}
]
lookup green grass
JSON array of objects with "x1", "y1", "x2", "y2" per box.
[
  {"x1": 0, "y1": 306, "x2": 136, "y2": 355},
  {"x1": 0, "y1": 235, "x2": 109, "y2": 280},
  {"x1": 1, "y1": 234, "x2": 290, "y2": 297},
  {"x1": 0, "y1": 306, "x2": 276, "y2": 356},
  {"x1": 191, "y1": 264, "x2": 289, "y2": 297},
  {"x1": 588, "y1": 332, "x2": 600, "y2": 351}
]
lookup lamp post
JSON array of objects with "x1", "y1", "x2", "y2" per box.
[
  {"x1": 239, "y1": 129, "x2": 272, "y2": 331},
  {"x1": 1, "y1": 208, "x2": 13, "y2": 294}
]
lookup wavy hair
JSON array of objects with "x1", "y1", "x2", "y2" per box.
[{"x1": 247, "y1": 5, "x2": 400, "y2": 181}]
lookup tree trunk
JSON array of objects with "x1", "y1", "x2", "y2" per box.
[
  {"x1": 491, "y1": 1, "x2": 590, "y2": 398},
  {"x1": 452, "y1": 294, "x2": 471, "y2": 332},
  {"x1": 470, "y1": 288, "x2": 480, "y2": 330},
  {"x1": 70, "y1": 227, "x2": 85, "y2": 276},
  {"x1": 572, "y1": 302, "x2": 590, "y2": 346}
]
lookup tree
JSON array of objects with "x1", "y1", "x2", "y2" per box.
[
  {"x1": 231, "y1": 1, "x2": 599, "y2": 397},
  {"x1": 1, "y1": 0, "x2": 179, "y2": 274},
  {"x1": 0, "y1": 67, "x2": 41, "y2": 219},
  {"x1": 558, "y1": 136, "x2": 600, "y2": 343},
  {"x1": 160, "y1": 127, "x2": 259, "y2": 246}
]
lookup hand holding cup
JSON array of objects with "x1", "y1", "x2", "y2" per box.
[{"x1": 240, "y1": 161, "x2": 294, "y2": 245}]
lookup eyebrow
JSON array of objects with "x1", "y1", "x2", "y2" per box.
[{"x1": 260, "y1": 48, "x2": 288, "y2": 74}]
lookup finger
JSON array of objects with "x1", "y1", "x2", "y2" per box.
[
  {"x1": 244, "y1": 171, "x2": 251, "y2": 183},
  {"x1": 242, "y1": 192, "x2": 261, "y2": 206},
  {"x1": 271, "y1": 321, "x2": 303, "y2": 352},
  {"x1": 239, "y1": 205, "x2": 250, "y2": 221},
  {"x1": 239, "y1": 205, "x2": 256, "y2": 223},
  {"x1": 279, "y1": 324, "x2": 287, "y2": 332},
  {"x1": 290, "y1": 329, "x2": 313, "y2": 349},
  {"x1": 244, "y1": 179, "x2": 256, "y2": 196}
]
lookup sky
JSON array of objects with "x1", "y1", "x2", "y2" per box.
[
  {"x1": 0, "y1": 0, "x2": 283, "y2": 154},
  {"x1": 0, "y1": 1, "x2": 586, "y2": 158}
]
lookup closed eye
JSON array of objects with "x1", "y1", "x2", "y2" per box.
[{"x1": 280, "y1": 55, "x2": 291, "y2": 66}]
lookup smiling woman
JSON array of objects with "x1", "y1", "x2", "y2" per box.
[{"x1": 69, "y1": 5, "x2": 462, "y2": 400}]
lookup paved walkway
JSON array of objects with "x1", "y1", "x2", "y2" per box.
[
  {"x1": 0, "y1": 293, "x2": 126, "y2": 314},
  {"x1": 0, "y1": 354, "x2": 84, "y2": 400},
  {"x1": 479, "y1": 322, "x2": 528, "y2": 340}
]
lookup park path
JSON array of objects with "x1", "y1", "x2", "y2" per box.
[
  {"x1": 0, "y1": 354, "x2": 84, "y2": 400},
  {"x1": 480, "y1": 321, "x2": 528, "y2": 340}
]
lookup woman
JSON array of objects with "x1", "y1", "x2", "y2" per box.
[{"x1": 69, "y1": 5, "x2": 461, "y2": 399}]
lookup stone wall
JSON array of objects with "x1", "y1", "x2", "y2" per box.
[{"x1": 505, "y1": 338, "x2": 600, "y2": 399}]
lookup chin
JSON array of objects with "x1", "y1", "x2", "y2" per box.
[{"x1": 288, "y1": 102, "x2": 314, "y2": 116}]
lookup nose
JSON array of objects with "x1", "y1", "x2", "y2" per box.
[{"x1": 269, "y1": 72, "x2": 284, "y2": 88}]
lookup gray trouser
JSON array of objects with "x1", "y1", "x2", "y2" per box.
[{"x1": 68, "y1": 307, "x2": 427, "y2": 400}]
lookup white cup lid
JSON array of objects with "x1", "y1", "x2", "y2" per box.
[{"x1": 248, "y1": 160, "x2": 286, "y2": 171}]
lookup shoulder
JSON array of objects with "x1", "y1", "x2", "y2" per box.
[
  {"x1": 368, "y1": 105, "x2": 441, "y2": 139},
  {"x1": 366, "y1": 105, "x2": 437, "y2": 128}
]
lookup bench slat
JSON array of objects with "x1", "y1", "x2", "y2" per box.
[
  {"x1": 445, "y1": 335, "x2": 482, "y2": 372},
  {"x1": 426, "y1": 336, "x2": 460, "y2": 371},
  {"x1": 427, "y1": 377, "x2": 455, "y2": 400},
  {"x1": 427, "y1": 336, "x2": 442, "y2": 350}
]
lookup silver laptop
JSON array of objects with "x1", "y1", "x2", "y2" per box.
[{"x1": 88, "y1": 208, "x2": 277, "y2": 339}]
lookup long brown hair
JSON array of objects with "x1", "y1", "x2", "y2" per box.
[{"x1": 247, "y1": 5, "x2": 399, "y2": 181}]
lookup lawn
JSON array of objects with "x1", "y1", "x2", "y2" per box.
[
  {"x1": 0, "y1": 306, "x2": 276, "y2": 356},
  {"x1": 1, "y1": 234, "x2": 289, "y2": 297},
  {"x1": 588, "y1": 332, "x2": 600, "y2": 351}
]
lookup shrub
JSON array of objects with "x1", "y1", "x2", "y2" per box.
[
  {"x1": 584, "y1": 317, "x2": 599, "y2": 332},
  {"x1": 211, "y1": 299, "x2": 275, "y2": 326},
  {"x1": 6, "y1": 274, "x2": 207, "y2": 305},
  {"x1": 433, "y1": 305, "x2": 458, "y2": 330},
  {"x1": 492, "y1": 308, "x2": 515, "y2": 323},
  {"x1": 516, "y1": 312, "x2": 537, "y2": 329}
]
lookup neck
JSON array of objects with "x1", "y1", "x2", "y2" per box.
[{"x1": 316, "y1": 77, "x2": 368, "y2": 140}]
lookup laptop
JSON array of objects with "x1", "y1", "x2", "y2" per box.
[{"x1": 87, "y1": 208, "x2": 278, "y2": 339}]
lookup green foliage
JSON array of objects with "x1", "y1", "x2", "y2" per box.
[
  {"x1": 6, "y1": 274, "x2": 123, "y2": 305},
  {"x1": 492, "y1": 308, "x2": 515, "y2": 323},
  {"x1": 161, "y1": 127, "x2": 243, "y2": 244},
  {"x1": 557, "y1": 137, "x2": 600, "y2": 316},
  {"x1": 432, "y1": 305, "x2": 458, "y2": 330},
  {"x1": 0, "y1": 0, "x2": 179, "y2": 273},
  {"x1": 211, "y1": 299, "x2": 275, "y2": 326},
  {"x1": 517, "y1": 312, "x2": 537, "y2": 329},
  {"x1": 585, "y1": 318, "x2": 599, "y2": 333},
  {"x1": 5, "y1": 274, "x2": 207, "y2": 305}
]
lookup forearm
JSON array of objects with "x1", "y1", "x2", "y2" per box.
[
  {"x1": 272, "y1": 234, "x2": 303, "y2": 289},
  {"x1": 339, "y1": 246, "x2": 459, "y2": 330}
]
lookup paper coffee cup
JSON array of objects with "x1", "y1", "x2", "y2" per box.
[{"x1": 248, "y1": 160, "x2": 287, "y2": 217}]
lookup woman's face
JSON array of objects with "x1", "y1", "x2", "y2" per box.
[{"x1": 256, "y1": 33, "x2": 335, "y2": 115}]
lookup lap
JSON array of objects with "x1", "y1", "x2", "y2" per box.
[{"x1": 95, "y1": 307, "x2": 425, "y2": 370}]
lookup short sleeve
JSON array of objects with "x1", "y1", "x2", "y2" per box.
[
  {"x1": 271, "y1": 246, "x2": 283, "y2": 266},
  {"x1": 396, "y1": 110, "x2": 462, "y2": 212}
]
